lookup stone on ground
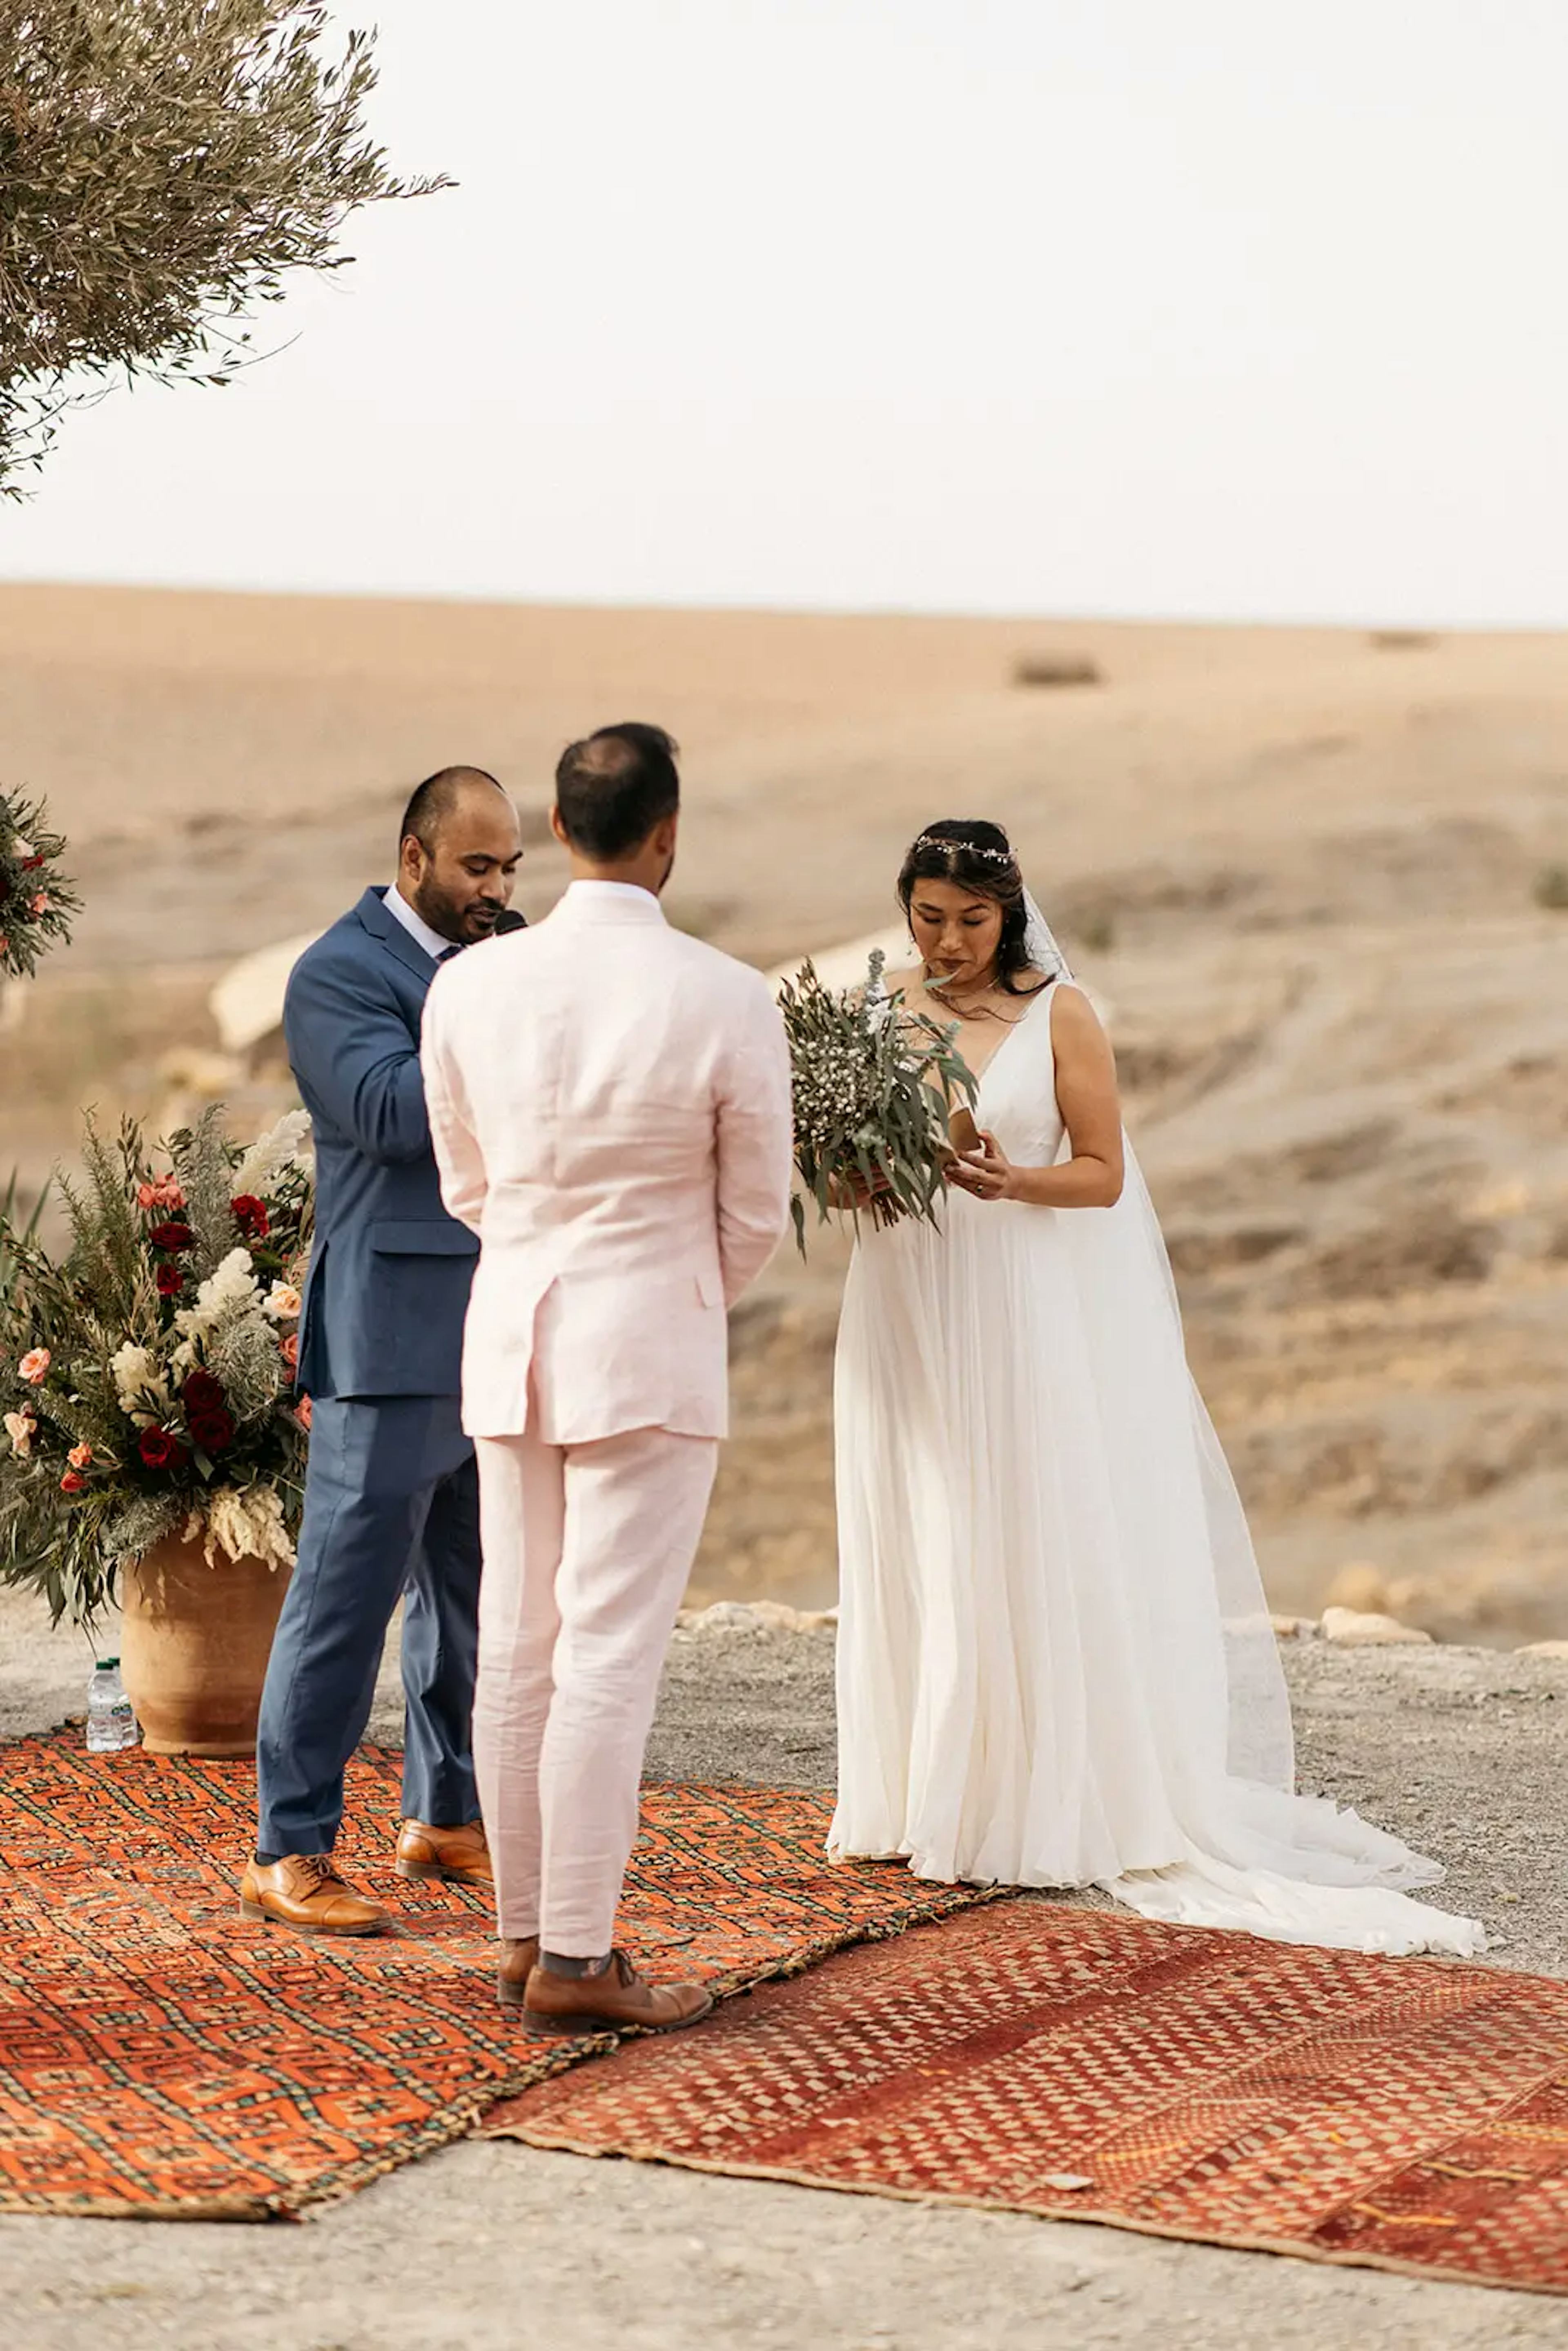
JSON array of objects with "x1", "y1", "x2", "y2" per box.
[{"x1": 1321, "y1": 1606, "x2": 1434, "y2": 1647}]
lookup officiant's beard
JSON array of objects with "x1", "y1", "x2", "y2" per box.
[{"x1": 410, "y1": 873, "x2": 501, "y2": 944}]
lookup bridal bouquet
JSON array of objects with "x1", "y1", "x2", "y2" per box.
[
  {"x1": 0, "y1": 1108, "x2": 314, "y2": 1625},
  {"x1": 780, "y1": 951, "x2": 977, "y2": 1253},
  {"x1": 0, "y1": 789, "x2": 79, "y2": 978}
]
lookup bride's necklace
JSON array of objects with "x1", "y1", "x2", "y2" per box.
[{"x1": 923, "y1": 966, "x2": 1004, "y2": 1022}]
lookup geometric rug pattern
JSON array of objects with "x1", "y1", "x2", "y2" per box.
[
  {"x1": 484, "y1": 1897, "x2": 1568, "y2": 2295},
  {"x1": 0, "y1": 1731, "x2": 992, "y2": 2219}
]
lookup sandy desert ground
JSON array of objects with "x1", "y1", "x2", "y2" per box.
[{"x1": 3, "y1": 583, "x2": 1567, "y2": 1640}]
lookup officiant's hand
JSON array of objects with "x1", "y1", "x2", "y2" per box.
[{"x1": 951, "y1": 1132, "x2": 1015, "y2": 1202}]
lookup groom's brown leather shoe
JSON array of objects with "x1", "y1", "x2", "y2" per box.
[
  {"x1": 239, "y1": 1855, "x2": 389, "y2": 1935},
  {"x1": 521, "y1": 1949, "x2": 714, "y2": 2037},
  {"x1": 396, "y1": 1818, "x2": 494, "y2": 1890},
  {"x1": 497, "y1": 1937, "x2": 542, "y2": 2011}
]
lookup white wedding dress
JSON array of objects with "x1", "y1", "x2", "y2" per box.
[{"x1": 829, "y1": 968, "x2": 1485, "y2": 1958}]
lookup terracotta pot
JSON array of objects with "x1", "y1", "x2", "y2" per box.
[{"x1": 119, "y1": 1532, "x2": 291, "y2": 1757}]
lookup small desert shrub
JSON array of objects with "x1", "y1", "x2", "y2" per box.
[
  {"x1": 1011, "y1": 652, "x2": 1102, "y2": 690},
  {"x1": 1368, "y1": 630, "x2": 1437, "y2": 652},
  {"x1": 1075, "y1": 909, "x2": 1116, "y2": 955},
  {"x1": 1532, "y1": 864, "x2": 1568, "y2": 912}
]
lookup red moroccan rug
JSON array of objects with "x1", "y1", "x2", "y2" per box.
[
  {"x1": 0, "y1": 1730, "x2": 990, "y2": 2219},
  {"x1": 484, "y1": 1897, "x2": 1568, "y2": 2295}
]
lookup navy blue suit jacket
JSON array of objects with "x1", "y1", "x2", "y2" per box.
[{"x1": 287, "y1": 887, "x2": 479, "y2": 1401}]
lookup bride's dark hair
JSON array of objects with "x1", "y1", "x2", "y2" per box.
[{"x1": 897, "y1": 819, "x2": 1050, "y2": 996}]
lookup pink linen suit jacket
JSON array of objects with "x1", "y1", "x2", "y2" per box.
[{"x1": 421, "y1": 882, "x2": 794, "y2": 1445}]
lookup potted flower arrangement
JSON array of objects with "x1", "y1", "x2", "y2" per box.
[
  {"x1": 0, "y1": 1106, "x2": 313, "y2": 1754},
  {"x1": 0, "y1": 788, "x2": 79, "y2": 979}
]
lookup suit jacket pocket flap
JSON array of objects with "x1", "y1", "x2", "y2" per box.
[{"x1": 370, "y1": 1218, "x2": 479, "y2": 1257}]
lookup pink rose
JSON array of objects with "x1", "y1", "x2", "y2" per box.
[
  {"x1": 296, "y1": 1396, "x2": 313, "y2": 1433},
  {"x1": 3, "y1": 1411, "x2": 36, "y2": 1458},
  {"x1": 280, "y1": 1331, "x2": 300, "y2": 1371},
  {"x1": 18, "y1": 1349, "x2": 50, "y2": 1385},
  {"x1": 137, "y1": 1176, "x2": 185, "y2": 1212},
  {"x1": 27, "y1": 893, "x2": 48, "y2": 918},
  {"x1": 68, "y1": 1442, "x2": 93, "y2": 1470}
]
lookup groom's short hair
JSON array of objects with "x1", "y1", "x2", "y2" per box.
[{"x1": 555, "y1": 724, "x2": 680, "y2": 860}]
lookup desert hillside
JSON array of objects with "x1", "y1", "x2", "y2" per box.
[{"x1": 3, "y1": 583, "x2": 1567, "y2": 1640}]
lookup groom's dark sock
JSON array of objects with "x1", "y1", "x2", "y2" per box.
[
  {"x1": 254, "y1": 1851, "x2": 283, "y2": 1866},
  {"x1": 540, "y1": 1950, "x2": 612, "y2": 1978}
]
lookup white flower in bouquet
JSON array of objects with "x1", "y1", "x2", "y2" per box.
[
  {"x1": 232, "y1": 1111, "x2": 313, "y2": 1200},
  {"x1": 174, "y1": 1247, "x2": 258, "y2": 1346},
  {"x1": 108, "y1": 1341, "x2": 173, "y2": 1427},
  {"x1": 185, "y1": 1484, "x2": 295, "y2": 1573},
  {"x1": 261, "y1": 1280, "x2": 303, "y2": 1322}
]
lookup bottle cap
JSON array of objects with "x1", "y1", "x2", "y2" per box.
[{"x1": 95, "y1": 1655, "x2": 120, "y2": 1669}]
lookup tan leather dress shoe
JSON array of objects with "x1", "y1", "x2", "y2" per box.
[
  {"x1": 521, "y1": 1949, "x2": 714, "y2": 2037},
  {"x1": 239, "y1": 1855, "x2": 389, "y2": 1936},
  {"x1": 497, "y1": 1936, "x2": 542, "y2": 2011},
  {"x1": 396, "y1": 1818, "x2": 493, "y2": 1889}
]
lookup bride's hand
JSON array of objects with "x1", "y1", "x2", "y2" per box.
[
  {"x1": 831, "y1": 1167, "x2": 892, "y2": 1209},
  {"x1": 951, "y1": 1132, "x2": 1015, "y2": 1202}
]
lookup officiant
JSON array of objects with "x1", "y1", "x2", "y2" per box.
[{"x1": 239, "y1": 767, "x2": 524, "y2": 1937}]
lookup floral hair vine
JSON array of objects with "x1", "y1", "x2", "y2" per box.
[{"x1": 910, "y1": 833, "x2": 1016, "y2": 866}]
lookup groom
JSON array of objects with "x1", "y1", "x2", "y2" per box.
[{"x1": 423, "y1": 723, "x2": 793, "y2": 2033}]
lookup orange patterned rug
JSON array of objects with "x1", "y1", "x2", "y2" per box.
[
  {"x1": 0, "y1": 1730, "x2": 991, "y2": 2219},
  {"x1": 484, "y1": 1897, "x2": 1568, "y2": 2295}
]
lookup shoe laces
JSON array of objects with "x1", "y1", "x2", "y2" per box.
[{"x1": 292, "y1": 1853, "x2": 343, "y2": 1889}]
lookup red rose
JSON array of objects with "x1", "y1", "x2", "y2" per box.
[
  {"x1": 189, "y1": 1407, "x2": 236, "y2": 1454},
  {"x1": 231, "y1": 1195, "x2": 269, "y2": 1240},
  {"x1": 156, "y1": 1264, "x2": 185, "y2": 1298},
  {"x1": 149, "y1": 1220, "x2": 194, "y2": 1252},
  {"x1": 138, "y1": 1427, "x2": 183, "y2": 1470},
  {"x1": 181, "y1": 1369, "x2": 225, "y2": 1414},
  {"x1": 20, "y1": 855, "x2": 45, "y2": 871},
  {"x1": 59, "y1": 1470, "x2": 87, "y2": 1494}
]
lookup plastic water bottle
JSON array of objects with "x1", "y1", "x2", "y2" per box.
[{"x1": 86, "y1": 1658, "x2": 139, "y2": 1753}]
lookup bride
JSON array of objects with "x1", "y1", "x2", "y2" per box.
[{"x1": 829, "y1": 818, "x2": 1484, "y2": 1957}]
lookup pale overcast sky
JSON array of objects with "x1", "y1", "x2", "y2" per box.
[{"x1": 3, "y1": 0, "x2": 1565, "y2": 623}]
